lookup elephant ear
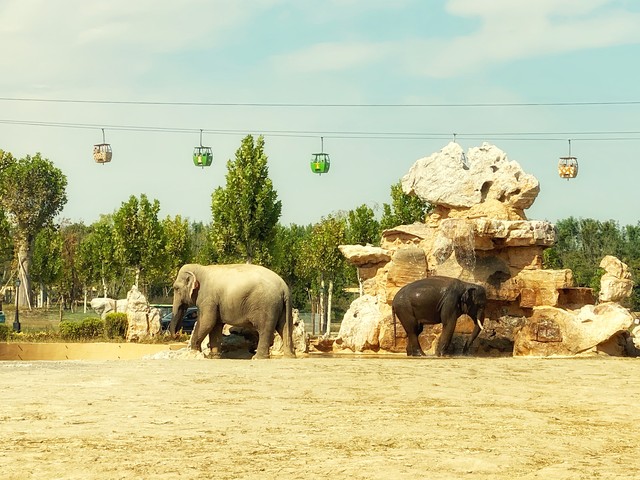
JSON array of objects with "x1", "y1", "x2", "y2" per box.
[
  {"x1": 185, "y1": 271, "x2": 200, "y2": 300},
  {"x1": 460, "y1": 287, "x2": 475, "y2": 314}
]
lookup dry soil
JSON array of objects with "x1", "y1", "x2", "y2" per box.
[{"x1": 0, "y1": 355, "x2": 638, "y2": 479}]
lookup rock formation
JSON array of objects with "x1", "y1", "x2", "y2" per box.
[
  {"x1": 336, "y1": 142, "x2": 637, "y2": 356},
  {"x1": 125, "y1": 285, "x2": 161, "y2": 342},
  {"x1": 599, "y1": 255, "x2": 633, "y2": 303},
  {"x1": 90, "y1": 297, "x2": 127, "y2": 319}
]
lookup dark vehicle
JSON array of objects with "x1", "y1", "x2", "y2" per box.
[{"x1": 160, "y1": 307, "x2": 198, "y2": 334}]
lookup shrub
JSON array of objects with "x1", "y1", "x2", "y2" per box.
[
  {"x1": 0, "y1": 323, "x2": 9, "y2": 341},
  {"x1": 59, "y1": 317, "x2": 105, "y2": 341},
  {"x1": 104, "y1": 313, "x2": 128, "y2": 339}
]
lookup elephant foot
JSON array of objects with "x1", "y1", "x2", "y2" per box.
[
  {"x1": 251, "y1": 352, "x2": 270, "y2": 360},
  {"x1": 407, "y1": 349, "x2": 426, "y2": 357}
]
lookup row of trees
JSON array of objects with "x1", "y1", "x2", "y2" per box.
[
  {"x1": 0, "y1": 136, "x2": 430, "y2": 330},
  {"x1": 4, "y1": 135, "x2": 639, "y2": 323},
  {"x1": 543, "y1": 217, "x2": 640, "y2": 308}
]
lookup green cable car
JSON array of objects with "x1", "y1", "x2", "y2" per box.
[
  {"x1": 193, "y1": 130, "x2": 213, "y2": 167},
  {"x1": 310, "y1": 137, "x2": 330, "y2": 174},
  {"x1": 193, "y1": 146, "x2": 213, "y2": 167},
  {"x1": 310, "y1": 153, "x2": 330, "y2": 174}
]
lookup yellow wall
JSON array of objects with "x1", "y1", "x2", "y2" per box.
[{"x1": 0, "y1": 342, "x2": 185, "y2": 361}]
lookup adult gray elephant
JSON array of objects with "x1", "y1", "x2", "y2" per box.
[
  {"x1": 169, "y1": 263, "x2": 295, "y2": 359},
  {"x1": 392, "y1": 276, "x2": 487, "y2": 357}
]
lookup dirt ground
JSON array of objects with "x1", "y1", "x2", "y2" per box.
[{"x1": 0, "y1": 354, "x2": 639, "y2": 480}]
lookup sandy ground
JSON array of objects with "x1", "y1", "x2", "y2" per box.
[{"x1": 0, "y1": 354, "x2": 638, "y2": 480}]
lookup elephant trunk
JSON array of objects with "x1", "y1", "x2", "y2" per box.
[{"x1": 169, "y1": 302, "x2": 187, "y2": 336}]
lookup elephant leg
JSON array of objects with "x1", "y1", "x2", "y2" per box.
[
  {"x1": 189, "y1": 310, "x2": 217, "y2": 352},
  {"x1": 463, "y1": 323, "x2": 481, "y2": 355},
  {"x1": 436, "y1": 323, "x2": 455, "y2": 356},
  {"x1": 253, "y1": 320, "x2": 276, "y2": 360},
  {"x1": 405, "y1": 322, "x2": 426, "y2": 357},
  {"x1": 207, "y1": 322, "x2": 224, "y2": 358}
]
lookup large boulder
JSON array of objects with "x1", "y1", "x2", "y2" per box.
[
  {"x1": 90, "y1": 297, "x2": 117, "y2": 319},
  {"x1": 271, "y1": 309, "x2": 309, "y2": 355},
  {"x1": 599, "y1": 255, "x2": 633, "y2": 303},
  {"x1": 334, "y1": 295, "x2": 383, "y2": 352},
  {"x1": 513, "y1": 303, "x2": 635, "y2": 356},
  {"x1": 401, "y1": 142, "x2": 539, "y2": 212},
  {"x1": 125, "y1": 286, "x2": 161, "y2": 342}
]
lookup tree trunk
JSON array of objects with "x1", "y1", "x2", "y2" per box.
[
  {"x1": 319, "y1": 279, "x2": 325, "y2": 334},
  {"x1": 309, "y1": 289, "x2": 316, "y2": 336},
  {"x1": 325, "y1": 280, "x2": 333, "y2": 337},
  {"x1": 16, "y1": 238, "x2": 33, "y2": 309},
  {"x1": 134, "y1": 267, "x2": 140, "y2": 288}
]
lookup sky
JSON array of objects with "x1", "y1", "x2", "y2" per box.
[{"x1": 1, "y1": 0, "x2": 640, "y2": 228}]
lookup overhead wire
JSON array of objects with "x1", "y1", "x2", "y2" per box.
[
  {"x1": 1, "y1": 118, "x2": 640, "y2": 142},
  {"x1": 1, "y1": 96, "x2": 640, "y2": 108}
]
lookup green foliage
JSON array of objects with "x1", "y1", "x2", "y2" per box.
[
  {"x1": 112, "y1": 194, "x2": 164, "y2": 286},
  {"x1": 0, "y1": 152, "x2": 68, "y2": 239},
  {"x1": 380, "y1": 181, "x2": 432, "y2": 230},
  {"x1": 59, "y1": 317, "x2": 105, "y2": 341},
  {"x1": 346, "y1": 204, "x2": 380, "y2": 246},
  {"x1": 211, "y1": 135, "x2": 282, "y2": 264},
  {"x1": 0, "y1": 152, "x2": 68, "y2": 306},
  {"x1": 544, "y1": 217, "x2": 640, "y2": 309},
  {"x1": 31, "y1": 225, "x2": 63, "y2": 287},
  {"x1": 104, "y1": 312, "x2": 128, "y2": 339},
  {"x1": 77, "y1": 218, "x2": 122, "y2": 298},
  {"x1": 270, "y1": 223, "x2": 312, "y2": 307},
  {"x1": 190, "y1": 221, "x2": 216, "y2": 264},
  {"x1": 162, "y1": 215, "x2": 192, "y2": 281},
  {"x1": 0, "y1": 323, "x2": 9, "y2": 341}
]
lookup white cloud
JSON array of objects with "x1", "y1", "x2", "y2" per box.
[
  {"x1": 271, "y1": 41, "x2": 392, "y2": 73},
  {"x1": 412, "y1": 0, "x2": 640, "y2": 77},
  {"x1": 0, "y1": 0, "x2": 281, "y2": 92},
  {"x1": 269, "y1": 0, "x2": 640, "y2": 79}
]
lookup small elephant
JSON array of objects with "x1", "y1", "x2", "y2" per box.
[
  {"x1": 392, "y1": 276, "x2": 487, "y2": 357},
  {"x1": 169, "y1": 263, "x2": 296, "y2": 359}
]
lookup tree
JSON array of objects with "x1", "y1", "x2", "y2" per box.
[
  {"x1": 380, "y1": 181, "x2": 432, "y2": 230},
  {"x1": 297, "y1": 215, "x2": 348, "y2": 336},
  {"x1": 77, "y1": 218, "x2": 122, "y2": 298},
  {"x1": 0, "y1": 208, "x2": 12, "y2": 283},
  {"x1": 211, "y1": 135, "x2": 282, "y2": 264},
  {"x1": 161, "y1": 215, "x2": 192, "y2": 291},
  {"x1": 190, "y1": 221, "x2": 216, "y2": 265},
  {"x1": 0, "y1": 152, "x2": 67, "y2": 307},
  {"x1": 544, "y1": 217, "x2": 623, "y2": 292},
  {"x1": 346, "y1": 204, "x2": 380, "y2": 246},
  {"x1": 31, "y1": 224, "x2": 63, "y2": 307},
  {"x1": 112, "y1": 194, "x2": 164, "y2": 290},
  {"x1": 271, "y1": 223, "x2": 312, "y2": 308}
]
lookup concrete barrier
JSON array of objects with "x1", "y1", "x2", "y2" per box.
[{"x1": 0, "y1": 342, "x2": 186, "y2": 361}]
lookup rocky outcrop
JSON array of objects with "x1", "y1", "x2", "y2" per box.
[
  {"x1": 125, "y1": 286, "x2": 161, "y2": 342},
  {"x1": 513, "y1": 303, "x2": 635, "y2": 356},
  {"x1": 402, "y1": 142, "x2": 539, "y2": 213},
  {"x1": 336, "y1": 141, "x2": 637, "y2": 357}
]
